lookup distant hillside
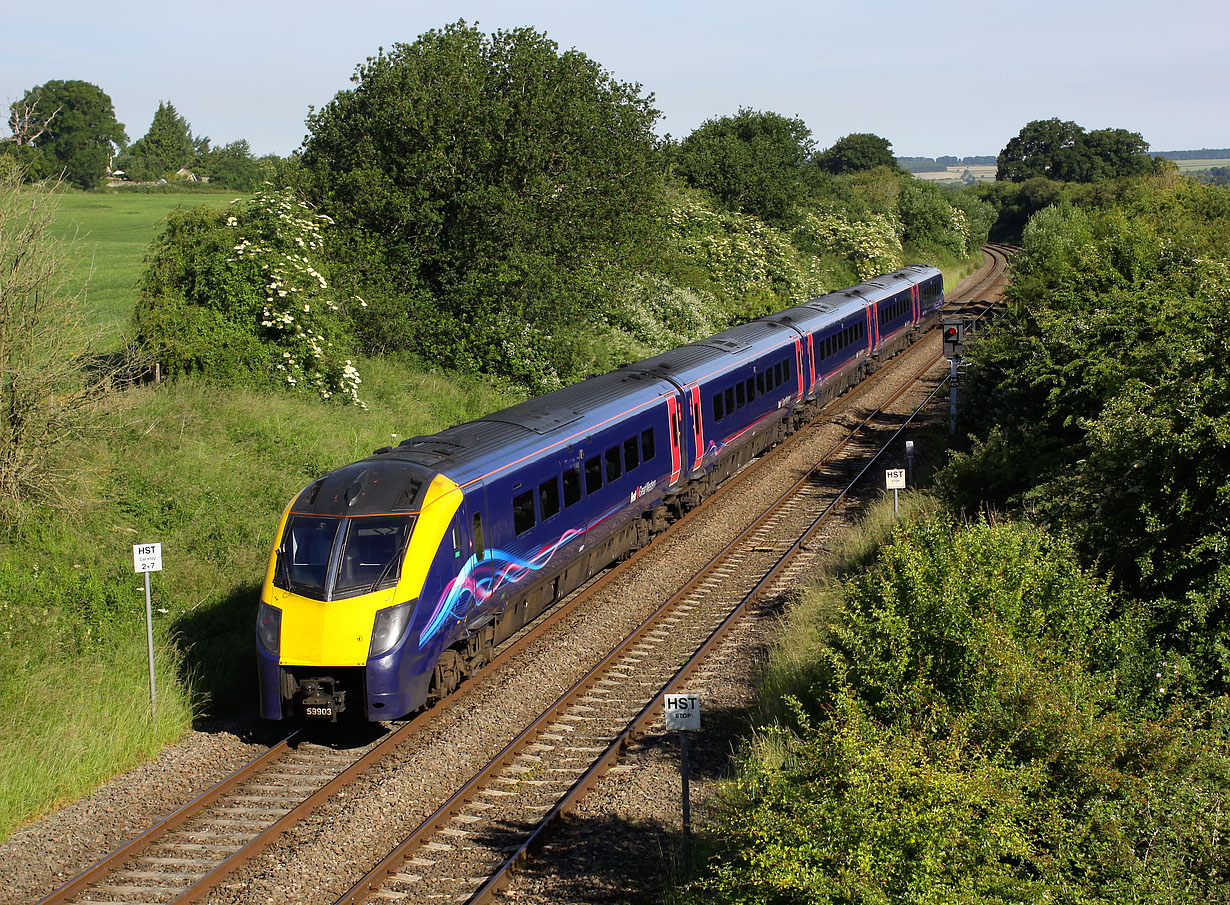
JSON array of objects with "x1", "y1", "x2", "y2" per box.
[
  {"x1": 1153, "y1": 149, "x2": 1230, "y2": 160},
  {"x1": 897, "y1": 155, "x2": 996, "y2": 173}
]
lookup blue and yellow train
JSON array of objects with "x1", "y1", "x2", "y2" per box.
[{"x1": 257, "y1": 265, "x2": 944, "y2": 720}]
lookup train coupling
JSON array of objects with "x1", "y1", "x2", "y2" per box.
[{"x1": 298, "y1": 676, "x2": 347, "y2": 721}]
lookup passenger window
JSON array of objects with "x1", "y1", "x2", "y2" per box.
[
  {"x1": 724, "y1": 387, "x2": 735, "y2": 414},
  {"x1": 713, "y1": 394, "x2": 724, "y2": 422},
  {"x1": 539, "y1": 477, "x2": 561, "y2": 520},
  {"x1": 757, "y1": 372, "x2": 766, "y2": 395},
  {"x1": 623, "y1": 436, "x2": 640, "y2": 471},
  {"x1": 473, "y1": 514, "x2": 485, "y2": 559},
  {"x1": 785, "y1": 357, "x2": 793, "y2": 380},
  {"x1": 641, "y1": 428, "x2": 655, "y2": 462},
  {"x1": 513, "y1": 490, "x2": 536, "y2": 536},
  {"x1": 605, "y1": 445, "x2": 622, "y2": 482},
  {"x1": 746, "y1": 377, "x2": 756, "y2": 402},
  {"x1": 563, "y1": 467, "x2": 582, "y2": 507},
  {"x1": 774, "y1": 362, "x2": 783, "y2": 386},
  {"x1": 585, "y1": 455, "x2": 603, "y2": 495},
  {"x1": 735, "y1": 382, "x2": 745, "y2": 408}
]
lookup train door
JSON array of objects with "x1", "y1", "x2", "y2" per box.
[
  {"x1": 867, "y1": 304, "x2": 878, "y2": 352},
  {"x1": 805, "y1": 334, "x2": 816, "y2": 397},
  {"x1": 911, "y1": 283, "x2": 921, "y2": 323},
  {"x1": 460, "y1": 483, "x2": 496, "y2": 628},
  {"x1": 794, "y1": 338, "x2": 805, "y2": 399},
  {"x1": 666, "y1": 395, "x2": 684, "y2": 486},
  {"x1": 689, "y1": 385, "x2": 705, "y2": 473}
]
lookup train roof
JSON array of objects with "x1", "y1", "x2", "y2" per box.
[
  {"x1": 372, "y1": 365, "x2": 678, "y2": 488},
  {"x1": 333, "y1": 264, "x2": 945, "y2": 498}
]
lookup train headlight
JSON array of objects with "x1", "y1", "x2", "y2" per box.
[
  {"x1": 257, "y1": 602, "x2": 282, "y2": 656},
  {"x1": 369, "y1": 600, "x2": 415, "y2": 658}
]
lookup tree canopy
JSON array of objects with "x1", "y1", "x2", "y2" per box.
[
  {"x1": 298, "y1": 20, "x2": 665, "y2": 387},
  {"x1": 997, "y1": 118, "x2": 1161, "y2": 183},
  {"x1": 5, "y1": 80, "x2": 127, "y2": 189},
  {"x1": 672, "y1": 108, "x2": 813, "y2": 225},
  {"x1": 815, "y1": 133, "x2": 898, "y2": 176},
  {"x1": 116, "y1": 101, "x2": 199, "y2": 181}
]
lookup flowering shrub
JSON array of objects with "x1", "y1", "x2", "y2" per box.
[
  {"x1": 136, "y1": 188, "x2": 363, "y2": 405},
  {"x1": 666, "y1": 192, "x2": 830, "y2": 318},
  {"x1": 227, "y1": 189, "x2": 363, "y2": 405},
  {"x1": 793, "y1": 208, "x2": 903, "y2": 280}
]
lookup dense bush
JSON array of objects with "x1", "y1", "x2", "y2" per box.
[
  {"x1": 135, "y1": 188, "x2": 364, "y2": 403},
  {"x1": 939, "y1": 175, "x2": 1230, "y2": 697},
  {"x1": 689, "y1": 513, "x2": 1230, "y2": 904}
]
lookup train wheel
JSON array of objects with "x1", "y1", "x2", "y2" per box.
[{"x1": 430, "y1": 650, "x2": 463, "y2": 701}]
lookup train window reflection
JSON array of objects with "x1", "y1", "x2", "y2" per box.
[
  {"x1": 336, "y1": 516, "x2": 414, "y2": 594},
  {"x1": 280, "y1": 516, "x2": 339, "y2": 597}
]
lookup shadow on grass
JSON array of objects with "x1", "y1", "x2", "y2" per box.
[{"x1": 172, "y1": 580, "x2": 262, "y2": 724}]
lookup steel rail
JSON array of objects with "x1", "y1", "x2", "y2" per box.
[{"x1": 334, "y1": 297, "x2": 982, "y2": 904}]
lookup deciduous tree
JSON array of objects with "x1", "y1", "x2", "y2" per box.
[
  {"x1": 299, "y1": 20, "x2": 664, "y2": 388},
  {"x1": 814, "y1": 133, "x2": 898, "y2": 176},
  {"x1": 997, "y1": 119, "x2": 1161, "y2": 183},
  {"x1": 0, "y1": 167, "x2": 133, "y2": 514},
  {"x1": 6, "y1": 80, "x2": 127, "y2": 189},
  {"x1": 673, "y1": 108, "x2": 813, "y2": 225}
]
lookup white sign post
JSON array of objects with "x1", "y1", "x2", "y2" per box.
[
  {"x1": 133, "y1": 543, "x2": 163, "y2": 719},
  {"x1": 665, "y1": 693, "x2": 701, "y2": 863},
  {"x1": 886, "y1": 468, "x2": 906, "y2": 515}
]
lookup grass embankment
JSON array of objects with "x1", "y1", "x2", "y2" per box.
[
  {"x1": 0, "y1": 364, "x2": 522, "y2": 840},
  {"x1": 0, "y1": 190, "x2": 526, "y2": 839}
]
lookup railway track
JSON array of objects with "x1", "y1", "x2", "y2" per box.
[{"x1": 35, "y1": 246, "x2": 1010, "y2": 905}]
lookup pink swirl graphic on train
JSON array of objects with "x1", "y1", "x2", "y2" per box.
[{"x1": 418, "y1": 525, "x2": 586, "y2": 647}]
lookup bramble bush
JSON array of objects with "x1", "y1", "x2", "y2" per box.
[{"x1": 135, "y1": 188, "x2": 364, "y2": 404}]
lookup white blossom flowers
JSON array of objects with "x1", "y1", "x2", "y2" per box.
[{"x1": 226, "y1": 188, "x2": 365, "y2": 407}]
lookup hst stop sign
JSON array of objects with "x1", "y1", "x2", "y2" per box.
[
  {"x1": 664, "y1": 693, "x2": 701, "y2": 731},
  {"x1": 132, "y1": 543, "x2": 163, "y2": 573}
]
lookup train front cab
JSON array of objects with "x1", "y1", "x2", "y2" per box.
[{"x1": 258, "y1": 466, "x2": 478, "y2": 721}]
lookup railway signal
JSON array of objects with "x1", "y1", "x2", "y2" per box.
[{"x1": 942, "y1": 318, "x2": 965, "y2": 359}]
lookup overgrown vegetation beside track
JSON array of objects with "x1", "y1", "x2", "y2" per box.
[{"x1": 683, "y1": 172, "x2": 1230, "y2": 903}]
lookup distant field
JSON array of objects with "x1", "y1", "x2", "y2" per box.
[
  {"x1": 46, "y1": 190, "x2": 242, "y2": 333},
  {"x1": 913, "y1": 164, "x2": 998, "y2": 185},
  {"x1": 1171, "y1": 158, "x2": 1230, "y2": 171}
]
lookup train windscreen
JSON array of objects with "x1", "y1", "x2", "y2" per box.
[{"x1": 276, "y1": 514, "x2": 415, "y2": 600}]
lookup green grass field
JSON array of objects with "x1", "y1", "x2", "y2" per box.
[
  {"x1": 47, "y1": 190, "x2": 242, "y2": 332},
  {"x1": 1171, "y1": 158, "x2": 1230, "y2": 172}
]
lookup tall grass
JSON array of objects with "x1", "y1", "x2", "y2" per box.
[{"x1": 0, "y1": 633, "x2": 193, "y2": 838}]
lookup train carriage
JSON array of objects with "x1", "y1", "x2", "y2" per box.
[{"x1": 258, "y1": 264, "x2": 944, "y2": 721}]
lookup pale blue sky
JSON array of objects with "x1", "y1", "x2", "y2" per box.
[{"x1": 5, "y1": 0, "x2": 1227, "y2": 159}]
